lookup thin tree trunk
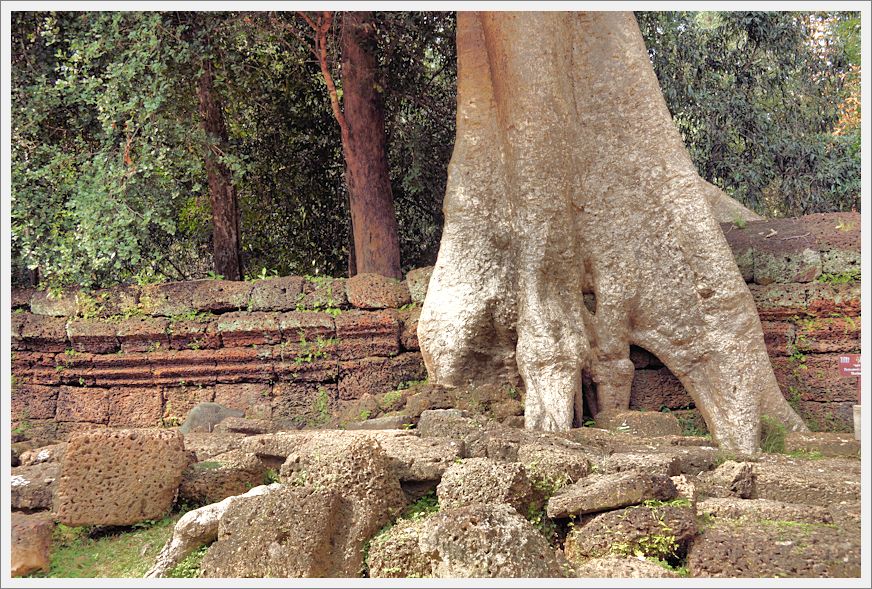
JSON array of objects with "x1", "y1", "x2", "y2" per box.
[
  {"x1": 340, "y1": 12, "x2": 402, "y2": 278},
  {"x1": 197, "y1": 57, "x2": 243, "y2": 281}
]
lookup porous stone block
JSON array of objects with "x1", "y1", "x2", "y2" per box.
[
  {"x1": 571, "y1": 556, "x2": 679, "y2": 578},
  {"x1": 212, "y1": 347, "x2": 274, "y2": 384},
  {"x1": 116, "y1": 316, "x2": 170, "y2": 353},
  {"x1": 190, "y1": 280, "x2": 252, "y2": 312},
  {"x1": 334, "y1": 310, "x2": 400, "y2": 360},
  {"x1": 338, "y1": 353, "x2": 426, "y2": 400},
  {"x1": 547, "y1": 471, "x2": 677, "y2": 518},
  {"x1": 178, "y1": 449, "x2": 266, "y2": 505},
  {"x1": 215, "y1": 311, "x2": 281, "y2": 347},
  {"x1": 397, "y1": 306, "x2": 421, "y2": 351},
  {"x1": 248, "y1": 275, "x2": 305, "y2": 311},
  {"x1": 214, "y1": 383, "x2": 273, "y2": 419},
  {"x1": 11, "y1": 513, "x2": 54, "y2": 577},
  {"x1": 271, "y1": 382, "x2": 337, "y2": 425},
  {"x1": 297, "y1": 276, "x2": 347, "y2": 310},
  {"x1": 794, "y1": 317, "x2": 860, "y2": 354},
  {"x1": 12, "y1": 385, "x2": 59, "y2": 421},
  {"x1": 54, "y1": 429, "x2": 189, "y2": 526},
  {"x1": 108, "y1": 387, "x2": 163, "y2": 427},
  {"x1": 139, "y1": 281, "x2": 198, "y2": 316},
  {"x1": 167, "y1": 318, "x2": 219, "y2": 351},
  {"x1": 595, "y1": 409, "x2": 682, "y2": 437},
  {"x1": 346, "y1": 273, "x2": 411, "y2": 309},
  {"x1": 437, "y1": 458, "x2": 536, "y2": 513},
  {"x1": 20, "y1": 315, "x2": 68, "y2": 352},
  {"x1": 11, "y1": 462, "x2": 59, "y2": 511},
  {"x1": 55, "y1": 386, "x2": 109, "y2": 424},
  {"x1": 66, "y1": 318, "x2": 119, "y2": 353},
  {"x1": 784, "y1": 431, "x2": 860, "y2": 458}
]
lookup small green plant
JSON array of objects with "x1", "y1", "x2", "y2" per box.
[
  {"x1": 676, "y1": 413, "x2": 708, "y2": 437},
  {"x1": 64, "y1": 348, "x2": 79, "y2": 357},
  {"x1": 358, "y1": 409, "x2": 372, "y2": 421},
  {"x1": 379, "y1": 389, "x2": 404, "y2": 410},
  {"x1": 731, "y1": 216, "x2": 748, "y2": 229},
  {"x1": 12, "y1": 411, "x2": 31, "y2": 436},
  {"x1": 760, "y1": 415, "x2": 787, "y2": 453},
  {"x1": 306, "y1": 387, "x2": 331, "y2": 426},
  {"x1": 785, "y1": 449, "x2": 824, "y2": 460},
  {"x1": 206, "y1": 271, "x2": 224, "y2": 280},
  {"x1": 816, "y1": 268, "x2": 860, "y2": 284},
  {"x1": 166, "y1": 544, "x2": 207, "y2": 578},
  {"x1": 403, "y1": 491, "x2": 439, "y2": 520},
  {"x1": 583, "y1": 419, "x2": 597, "y2": 427},
  {"x1": 526, "y1": 504, "x2": 558, "y2": 544},
  {"x1": 245, "y1": 267, "x2": 279, "y2": 282},
  {"x1": 294, "y1": 334, "x2": 335, "y2": 365},
  {"x1": 145, "y1": 341, "x2": 162, "y2": 353},
  {"x1": 195, "y1": 461, "x2": 222, "y2": 471},
  {"x1": 263, "y1": 468, "x2": 280, "y2": 485},
  {"x1": 398, "y1": 302, "x2": 418, "y2": 311}
]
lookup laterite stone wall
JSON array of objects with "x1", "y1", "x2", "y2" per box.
[{"x1": 10, "y1": 213, "x2": 860, "y2": 440}]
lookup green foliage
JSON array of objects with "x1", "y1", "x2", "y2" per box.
[
  {"x1": 194, "y1": 461, "x2": 222, "y2": 471},
  {"x1": 525, "y1": 504, "x2": 558, "y2": 545},
  {"x1": 816, "y1": 268, "x2": 860, "y2": 283},
  {"x1": 403, "y1": 490, "x2": 440, "y2": 520},
  {"x1": 166, "y1": 545, "x2": 207, "y2": 578},
  {"x1": 760, "y1": 415, "x2": 787, "y2": 453},
  {"x1": 294, "y1": 334, "x2": 335, "y2": 364},
  {"x1": 31, "y1": 516, "x2": 179, "y2": 578},
  {"x1": 263, "y1": 468, "x2": 280, "y2": 484},
  {"x1": 638, "y1": 11, "x2": 860, "y2": 217}
]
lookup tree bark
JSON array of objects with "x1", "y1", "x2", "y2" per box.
[
  {"x1": 340, "y1": 12, "x2": 402, "y2": 278},
  {"x1": 197, "y1": 57, "x2": 243, "y2": 281},
  {"x1": 418, "y1": 12, "x2": 805, "y2": 453}
]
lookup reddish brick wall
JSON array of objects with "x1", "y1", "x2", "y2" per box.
[
  {"x1": 10, "y1": 213, "x2": 861, "y2": 440},
  {"x1": 11, "y1": 274, "x2": 426, "y2": 444}
]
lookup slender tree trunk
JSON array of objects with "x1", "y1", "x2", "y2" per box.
[
  {"x1": 418, "y1": 12, "x2": 805, "y2": 453},
  {"x1": 197, "y1": 57, "x2": 243, "y2": 281},
  {"x1": 340, "y1": 12, "x2": 402, "y2": 279}
]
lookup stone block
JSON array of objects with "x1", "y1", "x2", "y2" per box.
[
  {"x1": 248, "y1": 275, "x2": 305, "y2": 311},
  {"x1": 397, "y1": 306, "x2": 421, "y2": 351},
  {"x1": 116, "y1": 316, "x2": 170, "y2": 353},
  {"x1": 11, "y1": 462, "x2": 59, "y2": 511},
  {"x1": 215, "y1": 311, "x2": 281, "y2": 347},
  {"x1": 11, "y1": 513, "x2": 53, "y2": 577},
  {"x1": 162, "y1": 385, "x2": 216, "y2": 423},
  {"x1": 212, "y1": 346, "x2": 274, "y2": 383},
  {"x1": 794, "y1": 317, "x2": 860, "y2": 354},
  {"x1": 65, "y1": 318, "x2": 119, "y2": 354},
  {"x1": 108, "y1": 387, "x2": 163, "y2": 427},
  {"x1": 178, "y1": 449, "x2": 267, "y2": 505},
  {"x1": 297, "y1": 276, "x2": 347, "y2": 310},
  {"x1": 784, "y1": 431, "x2": 860, "y2": 458},
  {"x1": 139, "y1": 281, "x2": 198, "y2": 316},
  {"x1": 335, "y1": 310, "x2": 400, "y2": 360},
  {"x1": 167, "y1": 318, "x2": 219, "y2": 351},
  {"x1": 12, "y1": 385, "x2": 59, "y2": 421},
  {"x1": 190, "y1": 280, "x2": 252, "y2": 312},
  {"x1": 20, "y1": 315, "x2": 68, "y2": 352},
  {"x1": 405, "y1": 266, "x2": 433, "y2": 304},
  {"x1": 55, "y1": 386, "x2": 109, "y2": 423},
  {"x1": 214, "y1": 383, "x2": 273, "y2": 419},
  {"x1": 437, "y1": 458, "x2": 536, "y2": 513},
  {"x1": 150, "y1": 349, "x2": 217, "y2": 387},
  {"x1": 547, "y1": 471, "x2": 676, "y2": 518},
  {"x1": 54, "y1": 429, "x2": 189, "y2": 526},
  {"x1": 761, "y1": 320, "x2": 794, "y2": 357},
  {"x1": 30, "y1": 290, "x2": 77, "y2": 316},
  {"x1": 346, "y1": 273, "x2": 411, "y2": 309},
  {"x1": 595, "y1": 409, "x2": 682, "y2": 437},
  {"x1": 338, "y1": 353, "x2": 426, "y2": 400}
]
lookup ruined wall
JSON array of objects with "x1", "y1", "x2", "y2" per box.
[
  {"x1": 11, "y1": 272, "x2": 430, "y2": 444},
  {"x1": 10, "y1": 213, "x2": 860, "y2": 440}
]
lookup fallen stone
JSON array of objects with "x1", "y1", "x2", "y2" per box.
[
  {"x1": 211, "y1": 416, "x2": 275, "y2": 436},
  {"x1": 146, "y1": 483, "x2": 280, "y2": 578},
  {"x1": 687, "y1": 518, "x2": 860, "y2": 577},
  {"x1": 11, "y1": 463, "x2": 59, "y2": 511},
  {"x1": 697, "y1": 460, "x2": 756, "y2": 499},
  {"x1": 366, "y1": 516, "x2": 435, "y2": 578},
  {"x1": 19, "y1": 443, "x2": 67, "y2": 467},
  {"x1": 200, "y1": 486, "x2": 346, "y2": 578},
  {"x1": 344, "y1": 414, "x2": 414, "y2": 430},
  {"x1": 547, "y1": 471, "x2": 677, "y2": 518},
  {"x1": 783, "y1": 431, "x2": 860, "y2": 458},
  {"x1": 517, "y1": 441, "x2": 591, "y2": 495},
  {"x1": 421, "y1": 503, "x2": 568, "y2": 578},
  {"x1": 178, "y1": 450, "x2": 267, "y2": 505},
  {"x1": 280, "y1": 435, "x2": 407, "y2": 575},
  {"x1": 571, "y1": 555, "x2": 679, "y2": 578},
  {"x1": 375, "y1": 434, "x2": 463, "y2": 482},
  {"x1": 346, "y1": 273, "x2": 411, "y2": 309},
  {"x1": 696, "y1": 497, "x2": 834, "y2": 524},
  {"x1": 54, "y1": 429, "x2": 189, "y2": 526},
  {"x1": 605, "y1": 444, "x2": 720, "y2": 477},
  {"x1": 595, "y1": 410, "x2": 682, "y2": 437},
  {"x1": 11, "y1": 512, "x2": 53, "y2": 577},
  {"x1": 179, "y1": 403, "x2": 245, "y2": 434},
  {"x1": 753, "y1": 455, "x2": 860, "y2": 506},
  {"x1": 564, "y1": 504, "x2": 696, "y2": 563},
  {"x1": 183, "y1": 432, "x2": 246, "y2": 461},
  {"x1": 437, "y1": 458, "x2": 536, "y2": 514}
]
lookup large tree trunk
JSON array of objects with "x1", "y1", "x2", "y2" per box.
[
  {"x1": 340, "y1": 11, "x2": 402, "y2": 279},
  {"x1": 197, "y1": 57, "x2": 243, "y2": 281},
  {"x1": 418, "y1": 12, "x2": 805, "y2": 453}
]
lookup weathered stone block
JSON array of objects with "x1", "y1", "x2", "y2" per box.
[
  {"x1": 212, "y1": 346, "x2": 274, "y2": 384},
  {"x1": 761, "y1": 320, "x2": 794, "y2": 357},
  {"x1": 794, "y1": 316, "x2": 860, "y2": 354},
  {"x1": 30, "y1": 290, "x2": 77, "y2": 317},
  {"x1": 54, "y1": 429, "x2": 189, "y2": 526},
  {"x1": 753, "y1": 247, "x2": 821, "y2": 285},
  {"x1": 12, "y1": 385, "x2": 58, "y2": 421},
  {"x1": 200, "y1": 486, "x2": 345, "y2": 578},
  {"x1": 338, "y1": 353, "x2": 426, "y2": 400},
  {"x1": 108, "y1": 387, "x2": 163, "y2": 427},
  {"x1": 248, "y1": 275, "x2": 305, "y2": 311},
  {"x1": 748, "y1": 283, "x2": 810, "y2": 320},
  {"x1": 167, "y1": 318, "x2": 219, "y2": 351},
  {"x1": 297, "y1": 276, "x2": 347, "y2": 310},
  {"x1": 271, "y1": 382, "x2": 337, "y2": 425},
  {"x1": 335, "y1": 310, "x2": 400, "y2": 360},
  {"x1": 806, "y1": 282, "x2": 860, "y2": 318},
  {"x1": 162, "y1": 385, "x2": 216, "y2": 423},
  {"x1": 20, "y1": 315, "x2": 68, "y2": 352},
  {"x1": 150, "y1": 349, "x2": 217, "y2": 387},
  {"x1": 214, "y1": 383, "x2": 273, "y2": 419},
  {"x1": 116, "y1": 316, "x2": 170, "y2": 353},
  {"x1": 215, "y1": 311, "x2": 281, "y2": 347},
  {"x1": 11, "y1": 462, "x2": 59, "y2": 511},
  {"x1": 437, "y1": 458, "x2": 536, "y2": 513},
  {"x1": 346, "y1": 273, "x2": 411, "y2": 309},
  {"x1": 55, "y1": 386, "x2": 109, "y2": 423},
  {"x1": 12, "y1": 288, "x2": 35, "y2": 310},
  {"x1": 11, "y1": 513, "x2": 53, "y2": 577},
  {"x1": 190, "y1": 280, "x2": 252, "y2": 312},
  {"x1": 547, "y1": 471, "x2": 676, "y2": 518},
  {"x1": 595, "y1": 409, "x2": 682, "y2": 437},
  {"x1": 139, "y1": 281, "x2": 198, "y2": 316},
  {"x1": 66, "y1": 318, "x2": 119, "y2": 353},
  {"x1": 178, "y1": 449, "x2": 266, "y2": 505},
  {"x1": 89, "y1": 352, "x2": 152, "y2": 387},
  {"x1": 397, "y1": 306, "x2": 421, "y2": 351}
]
